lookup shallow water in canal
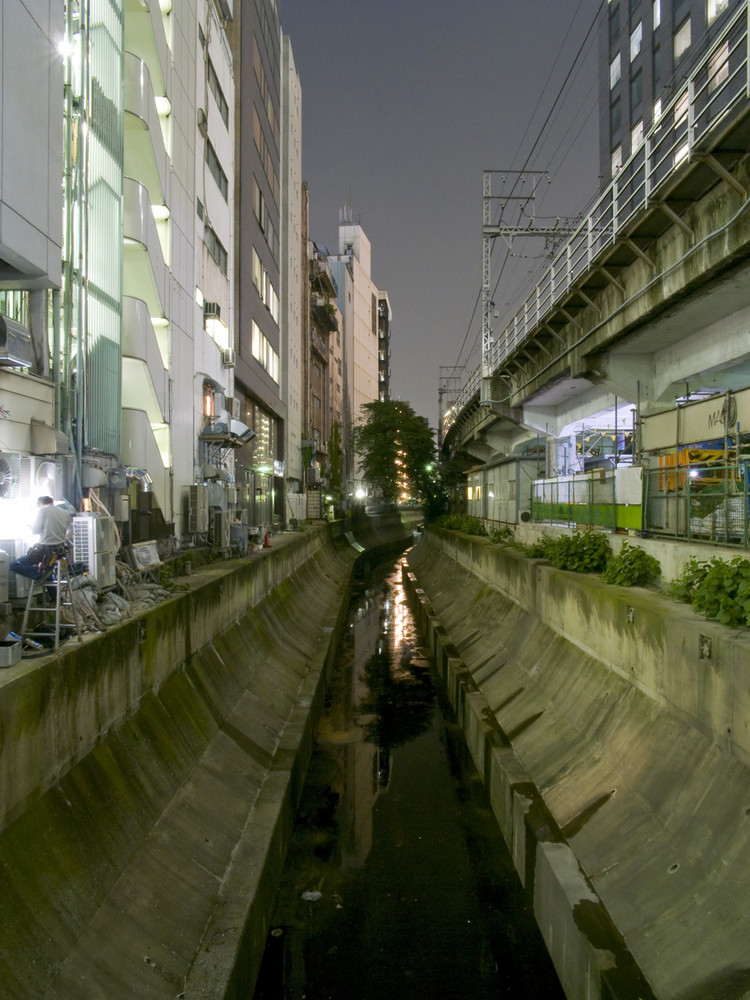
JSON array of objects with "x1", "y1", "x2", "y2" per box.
[{"x1": 251, "y1": 556, "x2": 565, "y2": 1000}]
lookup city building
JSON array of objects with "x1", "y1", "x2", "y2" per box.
[
  {"x1": 1, "y1": 0, "x2": 238, "y2": 553},
  {"x1": 303, "y1": 240, "x2": 343, "y2": 518},
  {"x1": 328, "y1": 218, "x2": 381, "y2": 499},
  {"x1": 377, "y1": 291, "x2": 392, "y2": 402},
  {"x1": 227, "y1": 0, "x2": 286, "y2": 530},
  {"x1": 601, "y1": 0, "x2": 737, "y2": 180},
  {"x1": 280, "y1": 32, "x2": 304, "y2": 524}
]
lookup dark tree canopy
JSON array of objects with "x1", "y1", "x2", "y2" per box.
[{"x1": 353, "y1": 400, "x2": 436, "y2": 504}]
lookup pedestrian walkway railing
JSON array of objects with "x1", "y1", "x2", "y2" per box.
[{"x1": 446, "y1": 1, "x2": 750, "y2": 432}]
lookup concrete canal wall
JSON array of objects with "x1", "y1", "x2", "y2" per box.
[
  {"x1": 405, "y1": 527, "x2": 750, "y2": 1000},
  {"x1": 0, "y1": 515, "x2": 412, "y2": 1000}
]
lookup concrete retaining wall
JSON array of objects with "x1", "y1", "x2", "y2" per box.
[
  {"x1": 0, "y1": 515, "x2": 412, "y2": 1000},
  {"x1": 405, "y1": 527, "x2": 750, "y2": 1000}
]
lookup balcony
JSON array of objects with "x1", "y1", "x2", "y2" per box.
[
  {"x1": 312, "y1": 301, "x2": 338, "y2": 334},
  {"x1": 123, "y1": 178, "x2": 167, "y2": 319},
  {"x1": 124, "y1": 53, "x2": 168, "y2": 207},
  {"x1": 124, "y1": 0, "x2": 170, "y2": 100},
  {"x1": 122, "y1": 296, "x2": 168, "y2": 416}
]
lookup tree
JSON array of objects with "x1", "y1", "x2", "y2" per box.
[{"x1": 353, "y1": 400, "x2": 437, "y2": 505}]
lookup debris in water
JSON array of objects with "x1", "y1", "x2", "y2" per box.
[{"x1": 301, "y1": 890, "x2": 322, "y2": 901}]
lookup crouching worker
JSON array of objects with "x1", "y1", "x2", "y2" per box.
[{"x1": 10, "y1": 496, "x2": 73, "y2": 581}]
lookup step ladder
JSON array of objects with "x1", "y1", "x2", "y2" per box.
[{"x1": 20, "y1": 547, "x2": 83, "y2": 650}]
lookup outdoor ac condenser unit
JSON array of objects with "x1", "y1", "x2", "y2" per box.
[
  {"x1": 72, "y1": 514, "x2": 117, "y2": 588},
  {"x1": 188, "y1": 484, "x2": 209, "y2": 533}
]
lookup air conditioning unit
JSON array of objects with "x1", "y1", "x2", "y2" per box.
[
  {"x1": 212, "y1": 508, "x2": 230, "y2": 551},
  {"x1": 204, "y1": 301, "x2": 220, "y2": 319},
  {"x1": 0, "y1": 551, "x2": 9, "y2": 603},
  {"x1": 0, "y1": 452, "x2": 21, "y2": 499},
  {"x1": 188, "y1": 484, "x2": 209, "y2": 533},
  {"x1": 26, "y1": 457, "x2": 65, "y2": 498},
  {"x1": 72, "y1": 514, "x2": 117, "y2": 588},
  {"x1": 306, "y1": 466, "x2": 320, "y2": 485},
  {"x1": 222, "y1": 347, "x2": 236, "y2": 368}
]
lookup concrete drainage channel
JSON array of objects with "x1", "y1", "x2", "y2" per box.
[
  {"x1": 401, "y1": 560, "x2": 655, "y2": 1000},
  {"x1": 0, "y1": 517, "x2": 414, "y2": 1000}
]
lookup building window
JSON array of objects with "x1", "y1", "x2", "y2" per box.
[
  {"x1": 653, "y1": 39, "x2": 662, "y2": 83},
  {"x1": 707, "y1": 0, "x2": 729, "y2": 23},
  {"x1": 630, "y1": 66, "x2": 643, "y2": 108},
  {"x1": 251, "y1": 248, "x2": 279, "y2": 324},
  {"x1": 252, "y1": 178, "x2": 279, "y2": 261},
  {"x1": 653, "y1": 96, "x2": 663, "y2": 122},
  {"x1": 631, "y1": 119, "x2": 644, "y2": 150},
  {"x1": 610, "y1": 51, "x2": 622, "y2": 88},
  {"x1": 611, "y1": 144, "x2": 623, "y2": 173},
  {"x1": 252, "y1": 36, "x2": 279, "y2": 144},
  {"x1": 610, "y1": 2, "x2": 621, "y2": 46},
  {"x1": 652, "y1": 0, "x2": 661, "y2": 28},
  {"x1": 252, "y1": 321, "x2": 280, "y2": 383},
  {"x1": 207, "y1": 58, "x2": 229, "y2": 127},
  {"x1": 708, "y1": 39, "x2": 729, "y2": 91},
  {"x1": 610, "y1": 94, "x2": 622, "y2": 134},
  {"x1": 630, "y1": 21, "x2": 643, "y2": 60},
  {"x1": 205, "y1": 225, "x2": 228, "y2": 275},
  {"x1": 674, "y1": 17, "x2": 691, "y2": 61},
  {"x1": 205, "y1": 140, "x2": 228, "y2": 201},
  {"x1": 252, "y1": 106, "x2": 280, "y2": 205}
]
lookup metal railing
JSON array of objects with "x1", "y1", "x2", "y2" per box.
[
  {"x1": 644, "y1": 462, "x2": 750, "y2": 546},
  {"x1": 531, "y1": 472, "x2": 619, "y2": 530},
  {"x1": 446, "y1": 2, "x2": 750, "y2": 432}
]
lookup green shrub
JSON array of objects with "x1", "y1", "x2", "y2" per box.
[
  {"x1": 433, "y1": 514, "x2": 487, "y2": 536},
  {"x1": 525, "y1": 533, "x2": 556, "y2": 559},
  {"x1": 691, "y1": 557, "x2": 750, "y2": 628},
  {"x1": 546, "y1": 530, "x2": 611, "y2": 573},
  {"x1": 668, "y1": 556, "x2": 709, "y2": 604},
  {"x1": 602, "y1": 541, "x2": 661, "y2": 587},
  {"x1": 490, "y1": 526, "x2": 514, "y2": 544}
]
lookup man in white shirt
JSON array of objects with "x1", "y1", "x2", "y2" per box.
[{"x1": 10, "y1": 496, "x2": 73, "y2": 580}]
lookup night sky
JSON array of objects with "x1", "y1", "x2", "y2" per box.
[{"x1": 279, "y1": 0, "x2": 604, "y2": 431}]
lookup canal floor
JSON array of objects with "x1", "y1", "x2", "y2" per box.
[{"x1": 251, "y1": 556, "x2": 565, "y2": 1000}]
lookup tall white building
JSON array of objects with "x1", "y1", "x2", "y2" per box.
[
  {"x1": 329, "y1": 219, "x2": 381, "y2": 497},
  {"x1": 0, "y1": 0, "x2": 237, "y2": 547}
]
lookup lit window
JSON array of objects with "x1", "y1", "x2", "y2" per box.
[
  {"x1": 610, "y1": 52, "x2": 622, "y2": 88},
  {"x1": 653, "y1": 96, "x2": 663, "y2": 122},
  {"x1": 707, "y1": 0, "x2": 729, "y2": 24},
  {"x1": 631, "y1": 119, "x2": 644, "y2": 150},
  {"x1": 708, "y1": 40, "x2": 729, "y2": 92},
  {"x1": 653, "y1": 0, "x2": 661, "y2": 28},
  {"x1": 674, "y1": 17, "x2": 691, "y2": 62},
  {"x1": 611, "y1": 144, "x2": 623, "y2": 174},
  {"x1": 630, "y1": 22, "x2": 643, "y2": 60}
]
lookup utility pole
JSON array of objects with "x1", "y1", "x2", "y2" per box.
[
  {"x1": 438, "y1": 365, "x2": 465, "y2": 448},
  {"x1": 481, "y1": 170, "x2": 578, "y2": 406}
]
